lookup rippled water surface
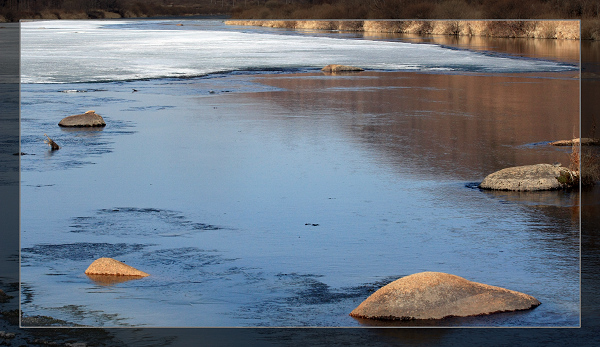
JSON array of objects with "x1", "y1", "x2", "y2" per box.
[{"x1": 20, "y1": 20, "x2": 580, "y2": 327}]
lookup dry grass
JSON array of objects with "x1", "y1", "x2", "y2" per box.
[
  {"x1": 568, "y1": 140, "x2": 600, "y2": 186},
  {"x1": 582, "y1": 19, "x2": 600, "y2": 40},
  {"x1": 581, "y1": 146, "x2": 600, "y2": 185}
]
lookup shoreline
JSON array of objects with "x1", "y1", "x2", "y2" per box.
[
  {"x1": 225, "y1": 19, "x2": 581, "y2": 40},
  {"x1": 14, "y1": 16, "x2": 581, "y2": 41}
]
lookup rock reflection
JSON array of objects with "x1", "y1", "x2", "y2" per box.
[
  {"x1": 479, "y1": 187, "x2": 579, "y2": 207},
  {"x1": 86, "y1": 274, "x2": 142, "y2": 286}
]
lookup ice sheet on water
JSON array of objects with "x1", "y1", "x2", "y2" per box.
[{"x1": 21, "y1": 20, "x2": 577, "y2": 84}]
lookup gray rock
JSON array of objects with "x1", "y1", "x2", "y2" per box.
[
  {"x1": 58, "y1": 110, "x2": 106, "y2": 127},
  {"x1": 350, "y1": 272, "x2": 540, "y2": 321},
  {"x1": 321, "y1": 64, "x2": 364, "y2": 73},
  {"x1": 479, "y1": 164, "x2": 576, "y2": 191}
]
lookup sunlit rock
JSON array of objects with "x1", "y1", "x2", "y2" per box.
[
  {"x1": 321, "y1": 64, "x2": 364, "y2": 73},
  {"x1": 479, "y1": 164, "x2": 576, "y2": 191},
  {"x1": 58, "y1": 110, "x2": 106, "y2": 127},
  {"x1": 84, "y1": 257, "x2": 149, "y2": 277},
  {"x1": 350, "y1": 272, "x2": 540, "y2": 321},
  {"x1": 550, "y1": 137, "x2": 600, "y2": 146}
]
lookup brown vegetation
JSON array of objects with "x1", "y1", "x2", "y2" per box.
[
  {"x1": 2, "y1": 0, "x2": 600, "y2": 37},
  {"x1": 230, "y1": 0, "x2": 600, "y2": 21},
  {"x1": 577, "y1": 122, "x2": 600, "y2": 186},
  {"x1": 228, "y1": 0, "x2": 600, "y2": 39},
  {"x1": 226, "y1": 20, "x2": 581, "y2": 39},
  {"x1": 581, "y1": 146, "x2": 600, "y2": 185}
]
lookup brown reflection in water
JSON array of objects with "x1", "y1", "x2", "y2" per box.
[
  {"x1": 355, "y1": 33, "x2": 581, "y2": 64},
  {"x1": 59, "y1": 127, "x2": 105, "y2": 133},
  {"x1": 86, "y1": 274, "x2": 143, "y2": 286},
  {"x1": 582, "y1": 40, "x2": 600, "y2": 138},
  {"x1": 249, "y1": 71, "x2": 578, "y2": 180}
]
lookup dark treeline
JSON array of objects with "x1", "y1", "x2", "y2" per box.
[
  {"x1": 2, "y1": 0, "x2": 600, "y2": 25},
  {"x1": 231, "y1": 0, "x2": 600, "y2": 20},
  {"x1": 0, "y1": 0, "x2": 235, "y2": 21}
]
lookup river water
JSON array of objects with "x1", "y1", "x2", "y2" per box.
[{"x1": 20, "y1": 20, "x2": 580, "y2": 327}]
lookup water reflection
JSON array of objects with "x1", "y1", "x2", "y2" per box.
[
  {"x1": 250, "y1": 71, "x2": 579, "y2": 181},
  {"x1": 59, "y1": 126, "x2": 105, "y2": 134},
  {"x1": 361, "y1": 32, "x2": 580, "y2": 64},
  {"x1": 86, "y1": 274, "x2": 142, "y2": 286},
  {"x1": 480, "y1": 187, "x2": 579, "y2": 207}
]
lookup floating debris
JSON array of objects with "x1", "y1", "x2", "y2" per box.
[{"x1": 43, "y1": 134, "x2": 60, "y2": 150}]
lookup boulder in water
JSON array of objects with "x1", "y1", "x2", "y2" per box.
[
  {"x1": 84, "y1": 257, "x2": 149, "y2": 277},
  {"x1": 58, "y1": 110, "x2": 106, "y2": 127},
  {"x1": 350, "y1": 272, "x2": 540, "y2": 320},
  {"x1": 479, "y1": 164, "x2": 576, "y2": 191}
]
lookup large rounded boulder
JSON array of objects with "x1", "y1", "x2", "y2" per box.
[
  {"x1": 58, "y1": 110, "x2": 106, "y2": 127},
  {"x1": 350, "y1": 272, "x2": 540, "y2": 320},
  {"x1": 84, "y1": 257, "x2": 149, "y2": 277},
  {"x1": 479, "y1": 164, "x2": 576, "y2": 191}
]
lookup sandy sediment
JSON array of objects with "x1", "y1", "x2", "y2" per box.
[{"x1": 225, "y1": 20, "x2": 580, "y2": 40}]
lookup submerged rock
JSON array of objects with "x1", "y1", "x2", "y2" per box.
[
  {"x1": 350, "y1": 272, "x2": 540, "y2": 321},
  {"x1": 321, "y1": 64, "x2": 364, "y2": 73},
  {"x1": 84, "y1": 257, "x2": 149, "y2": 277},
  {"x1": 0, "y1": 289, "x2": 11, "y2": 303},
  {"x1": 479, "y1": 164, "x2": 576, "y2": 191},
  {"x1": 550, "y1": 137, "x2": 600, "y2": 146},
  {"x1": 58, "y1": 110, "x2": 106, "y2": 127}
]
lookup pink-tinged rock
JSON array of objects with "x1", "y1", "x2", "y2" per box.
[
  {"x1": 84, "y1": 257, "x2": 149, "y2": 277},
  {"x1": 58, "y1": 110, "x2": 106, "y2": 127},
  {"x1": 350, "y1": 272, "x2": 540, "y2": 320}
]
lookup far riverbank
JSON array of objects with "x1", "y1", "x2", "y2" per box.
[{"x1": 225, "y1": 20, "x2": 581, "y2": 40}]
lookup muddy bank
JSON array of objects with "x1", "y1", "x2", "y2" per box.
[{"x1": 225, "y1": 20, "x2": 580, "y2": 40}]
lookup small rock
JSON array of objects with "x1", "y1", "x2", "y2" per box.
[
  {"x1": 321, "y1": 64, "x2": 364, "y2": 73},
  {"x1": 550, "y1": 137, "x2": 600, "y2": 146},
  {"x1": 0, "y1": 331, "x2": 16, "y2": 339},
  {"x1": 0, "y1": 289, "x2": 12, "y2": 303},
  {"x1": 479, "y1": 163, "x2": 576, "y2": 191},
  {"x1": 58, "y1": 110, "x2": 106, "y2": 127},
  {"x1": 350, "y1": 272, "x2": 540, "y2": 320},
  {"x1": 85, "y1": 257, "x2": 149, "y2": 277}
]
